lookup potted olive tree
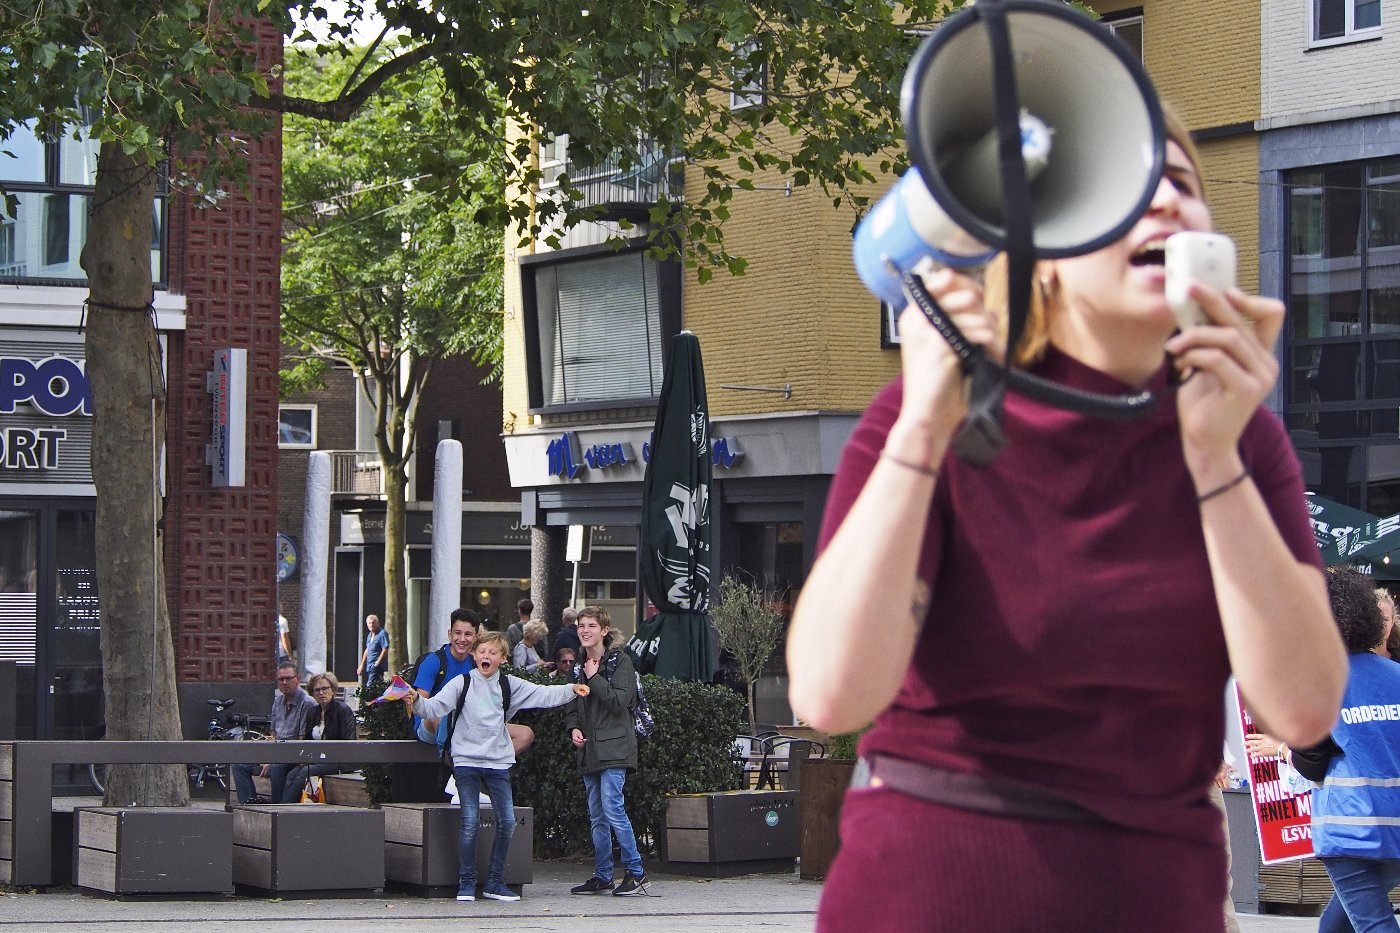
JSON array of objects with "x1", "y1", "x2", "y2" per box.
[{"x1": 710, "y1": 573, "x2": 787, "y2": 736}]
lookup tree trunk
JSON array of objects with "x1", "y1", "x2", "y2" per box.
[
  {"x1": 747, "y1": 681, "x2": 758, "y2": 737},
  {"x1": 81, "y1": 142, "x2": 189, "y2": 807},
  {"x1": 382, "y1": 463, "x2": 409, "y2": 671}
]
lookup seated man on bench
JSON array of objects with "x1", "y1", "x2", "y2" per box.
[{"x1": 233, "y1": 662, "x2": 317, "y2": 803}]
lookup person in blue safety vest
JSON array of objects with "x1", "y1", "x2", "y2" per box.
[{"x1": 1290, "y1": 566, "x2": 1400, "y2": 932}]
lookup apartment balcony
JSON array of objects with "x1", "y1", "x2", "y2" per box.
[
  {"x1": 543, "y1": 144, "x2": 684, "y2": 220},
  {"x1": 326, "y1": 450, "x2": 383, "y2": 497}
]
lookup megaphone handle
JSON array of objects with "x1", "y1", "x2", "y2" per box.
[{"x1": 900, "y1": 269, "x2": 1160, "y2": 423}]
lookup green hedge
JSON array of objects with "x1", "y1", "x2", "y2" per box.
[
  {"x1": 356, "y1": 677, "x2": 413, "y2": 806},
  {"x1": 358, "y1": 669, "x2": 747, "y2": 858}
]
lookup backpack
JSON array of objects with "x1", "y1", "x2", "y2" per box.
[
  {"x1": 599, "y1": 651, "x2": 657, "y2": 740},
  {"x1": 438, "y1": 673, "x2": 512, "y2": 765},
  {"x1": 407, "y1": 646, "x2": 450, "y2": 697}
]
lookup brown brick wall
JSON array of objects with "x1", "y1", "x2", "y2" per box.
[
  {"x1": 414, "y1": 357, "x2": 515, "y2": 503},
  {"x1": 164, "y1": 18, "x2": 283, "y2": 684}
]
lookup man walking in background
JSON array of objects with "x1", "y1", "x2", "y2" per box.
[
  {"x1": 507, "y1": 598, "x2": 533, "y2": 658},
  {"x1": 358, "y1": 613, "x2": 389, "y2": 690}
]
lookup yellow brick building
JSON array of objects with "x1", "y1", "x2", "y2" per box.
[{"x1": 498, "y1": 3, "x2": 1285, "y2": 708}]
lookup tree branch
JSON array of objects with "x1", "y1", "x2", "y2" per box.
[{"x1": 254, "y1": 37, "x2": 451, "y2": 122}]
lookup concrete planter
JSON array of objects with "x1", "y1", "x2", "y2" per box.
[
  {"x1": 658, "y1": 790, "x2": 799, "y2": 877},
  {"x1": 75, "y1": 807, "x2": 233, "y2": 896}
]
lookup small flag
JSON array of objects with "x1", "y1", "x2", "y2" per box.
[{"x1": 370, "y1": 674, "x2": 414, "y2": 704}]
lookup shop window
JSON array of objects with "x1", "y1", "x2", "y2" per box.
[
  {"x1": 522, "y1": 244, "x2": 680, "y2": 410},
  {"x1": 278, "y1": 404, "x2": 318, "y2": 448}
]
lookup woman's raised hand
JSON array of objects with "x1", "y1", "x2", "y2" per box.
[
  {"x1": 887, "y1": 265, "x2": 1003, "y2": 466},
  {"x1": 1165, "y1": 281, "x2": 1284, "y2": 487}
]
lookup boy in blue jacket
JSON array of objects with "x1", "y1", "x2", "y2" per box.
[{"x1": 408, "y1": 630, "x2": 588, "y2": 902}]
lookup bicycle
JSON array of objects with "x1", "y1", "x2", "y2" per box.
[{"x1": 88, "y1": 698, "x2": 268, "y2": 795}]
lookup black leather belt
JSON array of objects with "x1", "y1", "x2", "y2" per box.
[{"x1": 858, "y1": 753, "x2": 1103, "y2": 823}]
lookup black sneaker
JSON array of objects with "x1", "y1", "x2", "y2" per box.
[
  {"x1": 570, "y1": 876, "x2": 614, "y2": 895},
  {"x1": 613, "y1": 872, "x2": 648, "y2": 896}
]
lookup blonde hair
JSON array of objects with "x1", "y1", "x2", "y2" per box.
[
  {"x1": 523, "y1": 619, "x2": 548, "y2": 643},
  {"x1": 474, "y1": 630, "x2": 510, "y2": 656},
  {"x1": 985, "y1": 102, "x2": 1205, "y2": 368},
  {"x1": 307, "y1": 671, "x2": 339, "y2": 693}
]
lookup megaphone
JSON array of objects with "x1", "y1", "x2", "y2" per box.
[{"x1": 854, "y1": 0, "x2": 1166, "y2": 310}]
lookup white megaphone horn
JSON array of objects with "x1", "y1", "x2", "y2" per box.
[{"x1": 854, "y1": 0, "x2": 1166, "y2": 310}]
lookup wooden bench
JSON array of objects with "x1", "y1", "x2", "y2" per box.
[
  {"x1": 383, "y1": 801, "x2": 534, "y2": 896},
  {"x1": 75, "y1": 807, "x2": 233, "y2": 896},
  {"x1": 232, "y1": 804, "x2": 385, "y2": 894},
  {"x1": 0, "y1": 740, "x2": 437, "y2": 888}
]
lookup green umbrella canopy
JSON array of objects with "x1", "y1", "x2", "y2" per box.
[
  {"x1": 1307, "y1": 493, "x2": 1400, "y2": 580},
  {"x1": 628, "y1": 331, "x2": 716, "y2": 681}
]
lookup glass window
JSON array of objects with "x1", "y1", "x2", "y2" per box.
[
  {"x1": 1287, "y1": 155, "x2": 1400, "y2": 512},
  {"x1": 731, "y1": 40, "x2": 767, "y2": 111},
  {"x1": 278, "y1": 405, "x2": 318, "y2": 448},
  {"x1": 539, "y1": 132, "x2": 568, "y2": 187},
  {"x1": 43, "y1": 193, "x2": 70, "y2": 267},
  {"x1": 1104, "y1": 14, "x2": 1144, "y2": 60},
  {"x1": 0, "y1": 120, "x2": 46, "y2": 184},
  {"x1": 532, "y1": 250, "x2": 665, "y2": 406},
  {"x1": 1315, "y1": 0, "x2": 1382, "y2": 41},
  {"x1": 57, "y1": 120, "x2": 100, "y2": 187},
  {"x1": 0, "y1": 113, "x2": 165, "y2": 287}
]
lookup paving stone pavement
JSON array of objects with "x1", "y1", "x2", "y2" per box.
[{"x1": 1, "y1": 858, "x2": 1330, "y2": 932}]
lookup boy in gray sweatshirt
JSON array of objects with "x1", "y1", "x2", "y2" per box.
[{"x1": 408, "y1": 631, "x2": 587, "y2": 902}]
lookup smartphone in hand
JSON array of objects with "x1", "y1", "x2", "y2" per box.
[{"x1": 1165, "y1": 232, "x2": 1236, "y2": 330}]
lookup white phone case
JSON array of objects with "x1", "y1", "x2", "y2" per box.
[{"x1": 1165, "y1": 232, "x2": 1236, "y2": 330}]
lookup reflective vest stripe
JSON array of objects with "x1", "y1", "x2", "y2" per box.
[
  {"x1": 1314, "y1": 815, "x2": 1400, "y2": 827},
  {"x1": 1324, "y1": 777, "x2": 1400, "y2": 788}
]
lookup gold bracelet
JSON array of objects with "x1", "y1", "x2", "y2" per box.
[
  {"x1": 1197, "y1": 468, "x2": 1250, "y2": 504},
  {"x1": 879, "y1": 450, "x2": 939, "y2": 478}
]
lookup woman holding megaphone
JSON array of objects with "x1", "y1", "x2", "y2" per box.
[{"x1": 787, "y1": 103, "x2": 1346, "y2": 930}]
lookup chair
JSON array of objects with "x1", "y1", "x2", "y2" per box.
[
  {"x1": 732, "y1": 732, "x2": 781, "y2": 789},
  {"x1": 757, "y1": 735, "x2": 819, "y2": 791}
]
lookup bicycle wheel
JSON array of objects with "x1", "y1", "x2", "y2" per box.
[{"x1": 88, "y1": 763, "x2": 108, "y2": 795}]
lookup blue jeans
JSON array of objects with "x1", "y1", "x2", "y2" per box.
[
  {"x1": 582, "y1": 768, "x2": 643, "y2": 879},
  {"x1": 452, "y1": 765, "x2": 515, "y2": 892},
  {"x1": 415, "y1": 716, "x2": 450, "y2": 749},
  {"x1": 1320, "y1": 855, "x2": 1400, "y2": 932},
  {"x1": 232, "y1": 762, "x2": 292, "y2": 803}
]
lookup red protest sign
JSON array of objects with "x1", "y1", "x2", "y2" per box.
[{"x1": 1234, "y1": 684, "x2": 1314, "y2": 864}]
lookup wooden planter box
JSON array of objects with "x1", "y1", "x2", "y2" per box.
[
  {"x1": 799, "y1": 757, "x2": 856, "y2": 881},
  {"x1": 75, "y1": 807, "x2": 233, "y2": 896},
  {"x1": 382, "y1": 801, "x2": 534, "y2": 896},
  {"x1": 232, "y1": 804, "x2": 384, "y2": 894},
  {"x1": 658, "y1": 790, "x2": 798, "y2": 877}
]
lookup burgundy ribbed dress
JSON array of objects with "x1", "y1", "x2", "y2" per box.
[{"x1": 815, "y1": 347, "x2": 1320, "y2": 932}]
